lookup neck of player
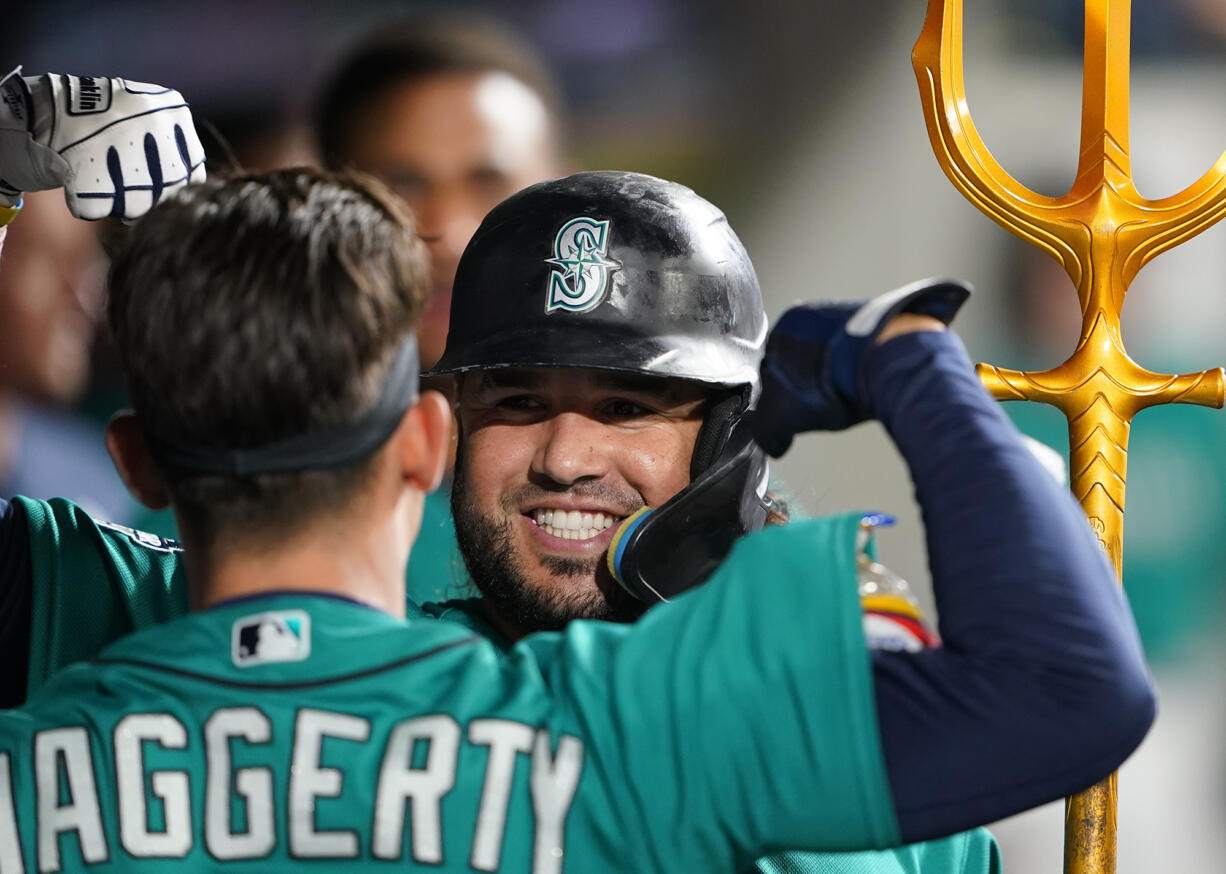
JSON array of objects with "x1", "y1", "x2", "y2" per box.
[{"x1": 181, "y1": 471, "x2": 422, "y2": 621}]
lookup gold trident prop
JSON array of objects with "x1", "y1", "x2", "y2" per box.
[{"x1": 913, "y1": 1, "x2": 1226, "y2": 871}]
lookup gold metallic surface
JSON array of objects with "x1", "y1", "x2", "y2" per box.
[
  {"x1": 1065, "y1": 775, "x2": 1118, "y2": 874},
  {"x1": 913, "y1": 1, "x2": 1226, "y2": 871}
]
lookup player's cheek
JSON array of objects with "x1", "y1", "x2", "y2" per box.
[
  {"x1": 464, "y1": 424, "x2": 530, "y2": 514},
  {"x1": 624, "y1": 427, "x2": 699, "y2": 507}
]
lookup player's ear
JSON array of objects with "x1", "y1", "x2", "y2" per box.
[
  {"x1": 421, "y1": 373, "x2": 460, "y2": 471},
  {"x1": 397, "y1": 390, "x2": 452, "y2": 493},
  {"x1": 105, "y1": 411, "x2": 171, "y2": 510}
]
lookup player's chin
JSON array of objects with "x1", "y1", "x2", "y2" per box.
[
  {"x1": 535, "y1": 558, "x2": 645, "y2": 625},
  {"x1": 532, "y1": 555, "x2": 603, "y2": 598}
]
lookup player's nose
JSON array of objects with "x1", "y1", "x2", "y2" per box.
[{"x1": 531, "y1": 412, "x2": 612, "y2": 486}]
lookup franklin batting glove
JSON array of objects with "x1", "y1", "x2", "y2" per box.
[
  {"x1": 0, "y1": 67, "x2": 205, "y2": 220},
  {"x1": 752, "y1": 277, "x2": 971, "y2": 456}
]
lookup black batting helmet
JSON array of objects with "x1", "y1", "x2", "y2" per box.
[
  {"x1": 438, "y1": 171, "x2": 773, "y2": 603},
  {"x1": 430, "y1": 170, "x2": 767, "y2": 406}
]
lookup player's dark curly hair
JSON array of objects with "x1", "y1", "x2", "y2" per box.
[
  {"x1": 106, "y1": 167, "x2": 429, "y2": 548},
  {"x1": 314, "y1": 13, "x2": 564, "y2": 169}
]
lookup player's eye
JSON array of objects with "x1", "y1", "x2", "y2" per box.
[
  {"x1": 382, "y1": 174, "x2": 428, "y2": 207},
  {"x1": 495, "y1": 394, "x2": 545, "y2": 413},
  {"x1": 469, "y1": 166, "x2": 513, "y2": 202},
  {"x1": 602, "y1": 398, "x2": 654, "y2": 419}
]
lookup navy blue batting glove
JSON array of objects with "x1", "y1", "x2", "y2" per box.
[{"x1": 751, "y1": 278, "x2": 971, "y2": 456}]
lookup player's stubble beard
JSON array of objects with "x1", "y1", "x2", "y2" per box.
[{"x1": 451, "y1": 441, "x2": 647, "y2": 634}]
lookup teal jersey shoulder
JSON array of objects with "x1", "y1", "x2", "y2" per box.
[
  {"x1": 0, "y1": 514, "x2": 898, "y2": 872},
  {"x1": 15, "y1": 496, "x2": 188, "y2": 695}
]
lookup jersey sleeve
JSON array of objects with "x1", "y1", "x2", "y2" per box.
[
  {"x1": 863, "y1": 332, "x2": 1153, "y2": 840},
  {"x1": 518, "y1": 512, "x2": 899, "y2": 872},
  {"x1": 15, "y1": 496, "x2": 189, "y2": 696}
]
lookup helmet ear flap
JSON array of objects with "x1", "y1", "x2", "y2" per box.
[
  {"x1": 609, "y1": 419, "x2": 771, "y2": 603},
  {"x1": 691, "y1": 392, "x2": 747, "y2": 479}
]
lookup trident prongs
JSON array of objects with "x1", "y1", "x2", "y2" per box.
[{"x1": 913, "y1": 1, "x2": 1226, "y2": 873}]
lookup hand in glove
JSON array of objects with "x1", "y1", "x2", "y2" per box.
[
  {"x1": 752, "y1": 278, "x2": 971, "y2": 456},
  {"x1": 0, "y1": 68, "x2": 205, "y2": 221}
]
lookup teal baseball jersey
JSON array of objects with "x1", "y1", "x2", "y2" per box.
[
  {"x1": 0, "y1": 514, "x2": 900, "y2": 872},
  {"x1": 421, "y1": 605, "x2": 1000, "y2": 874},
  {"x1": 12, "y1": 496, "x2": 997, "y2": 873}
]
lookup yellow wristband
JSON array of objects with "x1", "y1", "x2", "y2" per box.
[{"x1": 0, "y1": 197, "x2": 21, "y2": 228}]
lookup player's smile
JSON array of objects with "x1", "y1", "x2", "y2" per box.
[
  {"x1": 525, "y1": 506, "x2": 625, "y2": 547},
  {"x1": 530, "y1": 507, "x2": 620, "y2": 539}
]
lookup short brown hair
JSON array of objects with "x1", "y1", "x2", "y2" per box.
[{"x1": 106, "y1": 167, "x2": 429, "y2": 548}]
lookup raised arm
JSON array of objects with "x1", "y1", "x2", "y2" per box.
[
  {"x1": 752, "y1": 279, "x2": 1154, "y2": 842},
  {"x1": 868, "y1": 329, "x2": 1152, "y2": 839}
]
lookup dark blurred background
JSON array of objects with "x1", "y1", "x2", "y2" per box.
[{"x1": 8, "y1": 0, "x2": 1226, "y2": 868}]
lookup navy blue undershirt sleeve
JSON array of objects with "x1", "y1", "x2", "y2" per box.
[
  {"x1": 0, "y1": 498, "x2": 32, "y2": 707},
  {"x1": 864, "y1": 331, "x2": 1155, "y2": 842}
]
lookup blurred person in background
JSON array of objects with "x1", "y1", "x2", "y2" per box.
[
  {"x1": 314, "y1": 13, "x2": 567, "y2": 371},
  {"x1": 312, "y1": 14, "x2": 568, "y2": 601},
  {"x1": 0, "y1": 188, "x2": 129, "y2": 519}
]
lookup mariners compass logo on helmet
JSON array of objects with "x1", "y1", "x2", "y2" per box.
[{"x1": 545, "y1": 216, "x2": 621, "y2": 313}]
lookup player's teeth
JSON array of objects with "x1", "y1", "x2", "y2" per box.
[{"x1": 535, "y1": 510, "x2": 625, "y2": 540}]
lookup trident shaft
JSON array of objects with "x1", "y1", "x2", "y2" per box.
[{"x1": 912, "y1": 1, "x2": 1226, "y2": 871}]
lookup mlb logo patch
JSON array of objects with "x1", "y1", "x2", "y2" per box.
[{"x1": 231, "y1": 610, "x2": 311, "y2": 667}]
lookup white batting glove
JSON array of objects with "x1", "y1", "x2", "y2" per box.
[{"x1": 0, "y1": 67, "x2": 206, "y2": 220}]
